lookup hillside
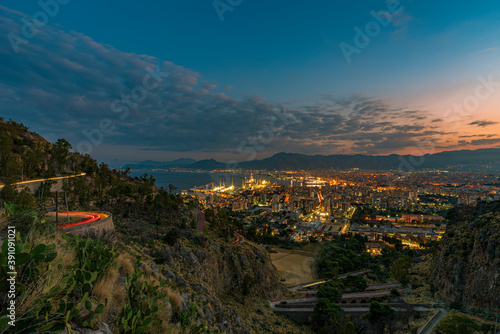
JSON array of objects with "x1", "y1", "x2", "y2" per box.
[
  {"x1": 0, "y1": 119, "x2": 312, "y2": 333},
  {"x1": 0, "y1": 119, "x2": 52, "y2": 184},
  {"x1": 433, "y1": 201, "x2": 500, "y2": 310},
  {"x1": 0, "y1": 118, "x2": 97, "y2": 186}
]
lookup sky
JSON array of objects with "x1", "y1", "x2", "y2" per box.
[{"x1": 1, "y1": 0, "x2": 499, "y2": 164}]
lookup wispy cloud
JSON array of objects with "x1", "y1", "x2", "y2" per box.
[
  {"x1": 468, "y1": 120, "x2": 499, "y2": 127},
  {"x1": 459, "y1": 138, "x2": 500, "y2": 146},
  {"x1": 475, "y1": 47, "x2": 500, "y2": 55}
]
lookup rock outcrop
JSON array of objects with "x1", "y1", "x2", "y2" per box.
[
  {"x1": 151, "y1": 235, "x2": 290, "y2": 333},
  {"x1": 433, "y1": 201, "x2": 500, "y2": 309}
]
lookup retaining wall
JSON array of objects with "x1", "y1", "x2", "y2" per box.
[{"x1": 60, "y1": 212, "x2": 116, "y2": 238}]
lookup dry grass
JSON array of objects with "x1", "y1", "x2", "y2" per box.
[
  {"x1": 92, "y1": 267, "x2": 122, "y2": 304},
  {"x1": 90, "y1": 254, "x2": 133, "y2": 325},
  {"x1": 0, "y1": 209, "x2": 9, "y2": 232},
  {"x1": 17, "y1": 264, "x2": 67, "y2": 316},
  {"x1": 270, "y1": 248, "x2": 317, "y2": 285},
  {"x1": 150, "y1": 290, "x2": 174, "y2": 333},
  {"x1": 16, "y1": 232, "x2": 77, "y2": 316},
  {"x1": 116, "y1": 253, "x2": 135, "y2": 276},
  {"x1": 152, "y1": 324, "x2": 182, "y2": 334},
  {"x1": 165, "y1": 287, "x2": 183, "y2": 312},
  {"x1": 10, "y1": 228, "x2": 188, "y2": 333},
  {"x1": 58, "y1": 247, "x2": 76, "y2": 268}
]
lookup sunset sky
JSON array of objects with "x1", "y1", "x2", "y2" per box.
[{"x1": 1, "y1": 0, "x2": 499, "y2": 163}]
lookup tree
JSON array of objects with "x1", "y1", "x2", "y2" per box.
[
  {"x1": 317, "y1": 285, "x2": 342, "y2": 302},
  {"x1": 0, "y1": 185, "x2": 18, "y2": 207},
  {"x1": 390, "y1": 288, "x2": 400, "y2": 296},
  {"x1": 24, "y1": 147, "x2": 44, "y2": 180},
  {"x1": 330, "y1": 267, "x2": 340, "y2": 279},
  {"x1": 313, "y1": 298, "x2": 341, "y2": 325},
  {"x1": 343, "y1": 275, "x2": 367, "y2": 292},
  {"x1": 14, "y1": 189, "x2": 37, "y2": 210},
  {"x1": 365, "y1": 301, "x2": 396, "y2": 334},
  {"x1": 164, "y1": 227, "x2": 179, "y2": 245},
  {"x1": 344, "y1": 320, "x2": 356, "y2": 334},
  {"x1": 168, "y1": 184, "x2": 177, "y2": 195},
  {"x1": 0, "y1": 133, "x2": 21, "y2": 183},
  {"x1": 391, "y1": 257, "x2": 411, "y2": 286},
  {"x1": 52, "y1": 138, "x2": 72, "y2": 175}
]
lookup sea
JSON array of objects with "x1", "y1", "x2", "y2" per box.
[{"x1": 128, "y1": 170, "x2": 279, "y2": 193}]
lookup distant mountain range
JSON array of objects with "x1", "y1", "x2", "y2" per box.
[{"x1": 124, "y1": 148, "x2": 500, "y2": 171}]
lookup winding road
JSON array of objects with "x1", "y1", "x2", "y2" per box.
[
  {"x1": 49, "y1": 211, "x2": 106, "y2": 229},
  {"x1": 194, "y1": 208, "x2": 205, "y2": 232}
]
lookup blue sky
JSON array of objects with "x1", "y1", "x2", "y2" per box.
[{"x1": 1, "y1": 0, "x2": 499, "y2": 163}]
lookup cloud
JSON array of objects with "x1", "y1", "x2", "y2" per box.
[
  {"x1": 475, "y1": 47, "x2": 500, "y2": 55},
  {"x1": 458, "y1": 134, "x2": 492, "y2": 138},
  {"x1": 0, "y1": 5, "x2": 480, "y2": 159},
  {"x1": 468, "y1": 120, "x2": 499, "y2": 127},
  {"x1": 458, "y1": 138, "x2": 500, "y2": 146},
  {"x1": 384, "y1": 2, "x2": 413, "y2": 40}
]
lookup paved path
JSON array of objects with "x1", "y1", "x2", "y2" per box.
[
  {"x1": 270, "y1": 301, "x2": 433, "y2": 313},
  {"x1": 418, "y1": 309, "x2": 447, "y2": 334},
  {"x1": 291, "y1": 269, "x2": 371, "y2": 291}
]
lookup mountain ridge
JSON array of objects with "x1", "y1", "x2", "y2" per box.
[{"x1": 179, "y1": 148, "x2": 500, "y2": 171}]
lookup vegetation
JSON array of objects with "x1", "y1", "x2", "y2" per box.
[
  {"x1": 317, "y1": 284, "x2": 343, "y2": 302},
  {"x1": 316, "y1": 235, "x2": 371, "y2": 276},
  {"x1": 390, "y1": 256, "x2": 411, "y2": 286},
  {"x1": 364, "y1": 301, "x2": 396, "y2": 334},
  {"x1": 312, "y1": 298, "x2": 341, "y2": 325},
  {"x1": 0, "y1": 208, "x2": 113, "y2": 333},
  {"x1": 0, "y1": 120, "x2": 213, "y2": 333},
  {"x1": 438, "y1": 314, "x2": 479, "y2": 334},
  {"x1": 342, "y1": 275, "x2": 368, "y2": 292},
  {"x1": 0, "y1": 120, "x2": 314, "y2": 334}
]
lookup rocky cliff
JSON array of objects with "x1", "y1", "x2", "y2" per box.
[
  {"x1": 433, "y1": 201, "x2": 500, "y2": 309},
  {"x1": 134, "y1": 228, "x2": 313, "y2": 334}
]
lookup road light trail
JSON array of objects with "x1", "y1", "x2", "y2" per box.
[
  {"x1": 55, "y1": 211, "x2": 104, "y2": 229},
  {"x1": 194, "y1": 208, "x2": 205, "y2": 232},
  {"x1": 0, "y1": 173, "x2": 86, "y2": 189},
  {"x1": 228, "y1": 232, "x2": 243, "y2": 245}
]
